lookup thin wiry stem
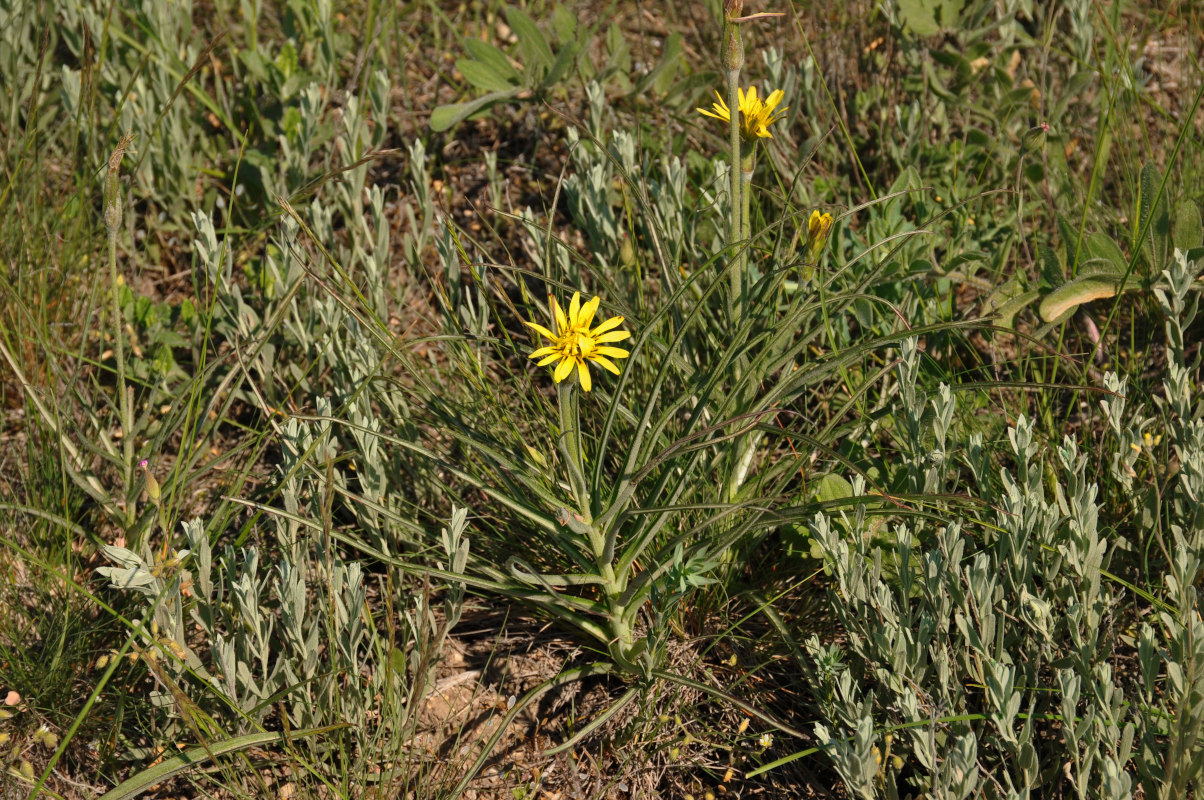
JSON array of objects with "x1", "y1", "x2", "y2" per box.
[{"x1": 104, "y1": 136, "x2": 136, "y2": 529}]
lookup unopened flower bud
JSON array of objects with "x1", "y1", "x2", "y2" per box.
[
  {"x1": 805, "y1": 210, "x2": 834, "y2": 268},
  {"x1": 104, "y1": 171, "x2": 122, "y2": 232},
  {"x1": 1021, "y1": 122, "x2": 1050, "y2": 155},
  {"x1": 619, "y1": 236, "x2": 636, "y2": 267},
  {"x1": 103, "y1": 133, "x2": 134, "y2": 233},
  {"x1": 140, "y1": 459, "x2": 161, "y2": 506}
]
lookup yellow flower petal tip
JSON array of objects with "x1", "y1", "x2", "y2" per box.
[
  {"x1": 697, "y1": 85, "x2": 788, "y2": 142},
  {"x1": 526, "y1": 293, "x2": 631, "y2": 392}
]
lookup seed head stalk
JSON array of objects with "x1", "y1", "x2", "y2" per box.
[
  {"x1": 104, "y1": 134, "x2": 136, "y2": 527},
  {"x1": 722, "y1": 0, "x2": 745, "y2": 320}
]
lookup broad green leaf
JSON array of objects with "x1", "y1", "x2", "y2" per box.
[
  {"x1": 1138, "y1": 161, "x2": 1160, "y2": 237},
  {"x1": 896, "y1": 0, "x2": 941, "y2": 36},
  {"x1": 505, "y1": 6, "x2": 553, "y2": 73},
  {"x1": 605, "y1": 23, "x2": 632, "y2": 75},
  {"x1": 542, "y1": 40, "x2": 579, "y2": 88},
  {"x1": 457, "y1": 58, "x2": 518, "y2": 92},
  {"x1": 429, "y1": 88, "x2": 523, "y2": 132},
  {"x1": 463, "y1": 39, "x2": 521, "y2": 83},
  {"x1": 1039, "y1": 273, "x2": 1140, "y2": 323},
  {"x1": 388, "y1": 646, "x2": 407, "y2": 677},
  {"x1": 1038, "y1": 241, "x2": 1063, "y2": 288},
  {"x1": 1138, "y1": 161, "x2": 1171, "y2": 270},
  {"x1": 1056, "y1": 213, "x2": 1082, "y2": 273},
  {"x1": 1173, "y1": 200, "x2": 1202, "y2": 254},
  {"x1": 1083, "y1": 232, "x2": 1127, "y2": 275},
  {"x1": 551, "y1": 4, "x2": 576, "y2": 43},
  {"x1": 816, "y1": 473, "x2": 854, "y2": 504}
]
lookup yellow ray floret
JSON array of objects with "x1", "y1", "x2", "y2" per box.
[
  {"x1": 526, "y1": 292, "x2": 631, "y2": 392},
  {"x1": 697, "y1": 86, "x2": 788, "y2": 141}
]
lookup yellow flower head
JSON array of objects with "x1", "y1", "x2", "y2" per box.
[
  {"x1": 526, "y1": 292, "x2": 631, "y2": 392},
  {"x1": 806, "y1": 210, "x2": 834, "y2": 259},
  {"x1": 697, "y1": 86, "x2": 788, "y2": 142}
]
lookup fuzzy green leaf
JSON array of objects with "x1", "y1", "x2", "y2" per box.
[
  {"x1": 1173, "y1": 201, "x2": 1203, "y2": 254},
  {"x1": 505, "y1": 6, "x2": 553, "y2": 73},
  {"x1": 1082, "y1": 232, "x2": 1127, "y2": 275},
  {"x1": 463, "y1": 39, "x2": 522, "y2": 83},
  {"x1": 896, "y1": 0, "x2": 965, "y2": 36},
  {"x1": 816, "y1": 473, "x2": 854, "y2": 504},
  {"x1": 456, "y1": 58, "x2": 519, "y2": 92},
  {"x1": 541, "y1": 39, "x2": 579, "y2": 88},
  {"x1": 551, "y1": 4, "x2": 576, "y2": 43},
  {"x1": 1039, "y1": 273, "x2": 1140, "y2": 322}
]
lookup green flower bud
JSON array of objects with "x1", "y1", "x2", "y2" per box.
[
  {"x1": 103, "y1": 170, "x2": 122, "y2": 232},
  {"x1": 140, "y1": 459, "x2": 161, "y2": 506},
  {"x1": 619, "y1": 235, "x2": 636, "y2": 267},
  {"x1": 806, "y1": 209, "x2": 834, "y2": 264},
  {"x1": 103, "y1": 133, "x2": 134, "y2": 233},
  {"x1": 1021, "y1": 122, "x2": 1050, "y2": 155}
]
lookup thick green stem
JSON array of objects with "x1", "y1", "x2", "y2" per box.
[
  {"x1": 557, "y1": 380, "x2": 590, "y2": 517},
  {"x1": 721, "y1": 2, "x2": 744, "y2": 322},
  {"x1": 556, "y1": 383, "x2": 640, "y2": 671},
  {"x1": 727, "y1": 67, "x2": 743, "y2": 319},
  {"x1": 723, "y1": 150, "x2": 758, "y2": 505},
  {"x1": 741, "y1": 149, "x2": 755, "y2": 271}
]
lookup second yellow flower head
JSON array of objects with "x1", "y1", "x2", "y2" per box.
[{"x1": 526, "y1": 292, "x2": 631, "y2": 392}]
